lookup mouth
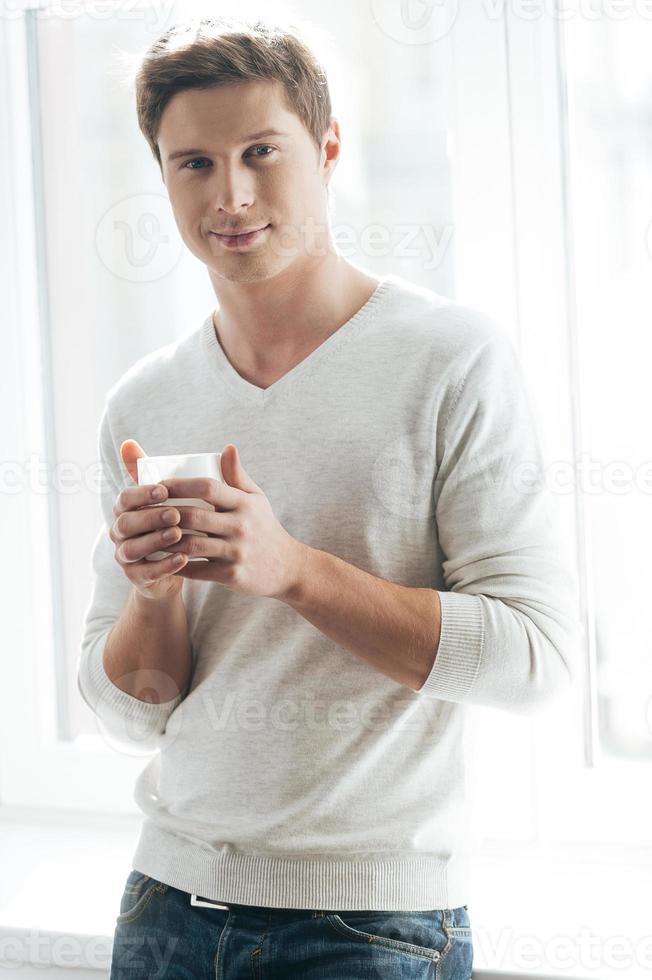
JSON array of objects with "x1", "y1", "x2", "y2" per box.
[{"x1": 210, "y1": 224, "x2": 271, "y2": 248}]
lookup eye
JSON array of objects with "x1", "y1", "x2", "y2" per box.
[
  {"x1": 182, "y1": 145, "x2": 276, "y2": 171},
  {"x1": 183, "y1": 158, "x2": 210, "y2": 171},
  {"x1": 246, "y1": 144, "x2": 276, "y2": 159}
]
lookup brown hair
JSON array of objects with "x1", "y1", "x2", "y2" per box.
[{"x1": 133, "y1": 16, "x2": 333, "y2": 172}]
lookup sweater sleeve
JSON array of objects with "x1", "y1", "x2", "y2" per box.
[
  {"x1": 76, "y1": 403, "x2": 186, "y2": 752},
  {"x1": 417, "y1": 330, "x2": 582, "y2": 714}
]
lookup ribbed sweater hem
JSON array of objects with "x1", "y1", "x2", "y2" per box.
[{"x1": 130, "y1": 820, "x2": 470, "y2": 911}]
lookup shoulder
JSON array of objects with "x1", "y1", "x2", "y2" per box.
[
  {"x1": 104, "y1": 318, "x2": 208, "y2": 423},
  {"x1": 382, "y1": 273, "x2": 512, "y2": 367}
]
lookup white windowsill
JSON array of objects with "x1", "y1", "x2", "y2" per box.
[
  {"x1": 0, "y1": 805, "x2": 142, "y2": 974},
  {"x1": 0, "y1": 806, "x2": 650, "y2": 979},
  {"x1": 468, "y1": 839, "x2": 652, "y2": 980}
]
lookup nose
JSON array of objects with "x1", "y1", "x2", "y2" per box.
[{"x1": 211, "y1": 162, "x2": 255, "y2": 215}]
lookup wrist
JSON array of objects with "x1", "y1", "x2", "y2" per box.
[
  {"x1": 132, "y1": 584, "x2": 185, "y2": 611},
  {"x1": 277, "y1": 539, "x2": 312, "y2": 605}
]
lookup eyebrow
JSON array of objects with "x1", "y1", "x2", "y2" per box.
[{"x1": 166, "y1": 130, "x2": 291, "y2": 162}]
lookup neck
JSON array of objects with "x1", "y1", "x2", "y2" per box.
[{"x1": 209, "y1": 255, "x2": 380, "y2": 383}]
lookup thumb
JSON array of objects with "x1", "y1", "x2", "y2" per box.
[
  {"x1": 120, "y1": 439, "x2": 147, "y2": 485},
  {"x1": 220, "y1": 444, "x2": 261, "y2": 493}
]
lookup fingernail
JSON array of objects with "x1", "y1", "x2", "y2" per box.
[{"x1": 152, "y1": 486, "x2": 166, "y2": 500}]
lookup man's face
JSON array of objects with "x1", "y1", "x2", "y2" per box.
[{"x1": 158, "y1": 79, "x2": 337, "y2": 284}]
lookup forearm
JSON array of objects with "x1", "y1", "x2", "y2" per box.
[
  {"x1": 282, "y1": 544, "x2": 441, "y2": 691},
  {"x1": 103, "y1": 588, "x2": 193, "y2": 703}
]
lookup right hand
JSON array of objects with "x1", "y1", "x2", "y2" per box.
[{"x1": 109, "y1": 439, "x2": 188, "y2": 601}]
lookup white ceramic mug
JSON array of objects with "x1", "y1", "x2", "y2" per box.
[{"x1": 136, "y1": 452, "x2": 223, "y2": 562}]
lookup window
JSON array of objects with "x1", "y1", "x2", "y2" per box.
[
  {"x1": 1, "y1": 0, "x2": 455, "y2": 812},
  {"x1": 4, "y1": 4, "x2": 651, "y2": 974},
  {"x1": 2, "y1": 0, "x2": 649, "y2": 888},
  {"x1": 562, "y1": 11, "x2": 652, "y2": 764}
]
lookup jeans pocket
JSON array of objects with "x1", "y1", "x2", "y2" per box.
[
  {"x1": 325, "y1": 909, "x2": 448, "y2": 962},
  {"x1": 116, "y1": 869, "x2": 158, "y2": 925},
  {"x1": 441, "y1": 930, "x2": 473, "y2": 978}
]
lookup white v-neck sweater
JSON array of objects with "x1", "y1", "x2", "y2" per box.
[{"x1": 78, "y1": 272, "x2": 580, "y2": 911}]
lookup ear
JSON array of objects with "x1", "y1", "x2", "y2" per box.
[{"x1": 321, "y1": 117, "x2": 341, "y2": 185}]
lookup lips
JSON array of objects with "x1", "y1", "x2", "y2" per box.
[
  {"x1": 209, "y1": 224, "x2": 271, "y2": 250},
  {"x1": 212, "y1": 225, "x2": 269, "y2": 237}
]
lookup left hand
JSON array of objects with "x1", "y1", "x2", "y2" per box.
[{"x1": 158, "y1": 444, "x2": 302, "y2": 599}]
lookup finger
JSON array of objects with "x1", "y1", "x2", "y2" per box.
[
  {"x1": 160, "y1": 533, "x2": 235, "y2": 562},
  {"x1": 131, "y1": 551, "x2": 188, "y2": 585},
  {"x1": 172, "y1": 505, "x2": 234, "y2": 536},
  {"x1": 113, "y1": 483, "x2": 168, "y2": 518},
  {"x1": 113, "y1": 503, "x2": 180, "y2": 543},
  {"x1": 171, "y1": 560, "x2": 226, "y2": 581},
  {"x1": 116, "y1": 522, "x2": 184, "y2": 563},
  {"x1": 158, "y1": 477, "x2": 241, "y2": 511}
]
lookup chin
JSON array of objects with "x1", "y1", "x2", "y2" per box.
[{"x1": 212, "y1": 261, "x2": 275, "y2": 285}]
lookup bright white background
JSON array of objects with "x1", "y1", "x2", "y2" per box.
[{"x1": 1, "y1": 0, "x2": 651, "y2": 977}]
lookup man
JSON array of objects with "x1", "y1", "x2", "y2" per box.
[{"x1": 78, "y1": 16, "x2": 580, "y2": 979}]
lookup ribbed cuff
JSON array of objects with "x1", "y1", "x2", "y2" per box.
[
  {"x1": 416, "y1": 591, "x2": 484, "y2": 700},
  {"x1": 80, "y1": 632, "x2": 185, "y2": 727}
]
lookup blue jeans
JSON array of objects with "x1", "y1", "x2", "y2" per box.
[{"x1": 110, "y1": 869, "x2": 474, "y2": 979}]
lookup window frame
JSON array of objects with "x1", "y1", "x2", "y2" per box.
[
  {"x1": 447, "y1": 0, "x2": 652, "y2": 852},
  {"x1": 0, "y1": 8, "x2": 154, "y2": 816}
]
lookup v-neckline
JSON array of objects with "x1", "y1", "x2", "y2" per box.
[{"x1": 200, "y1": 274, "x2": 396, "y2": 406}]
